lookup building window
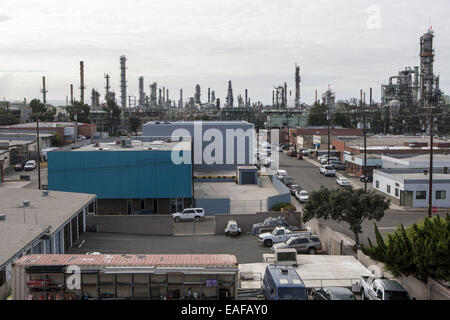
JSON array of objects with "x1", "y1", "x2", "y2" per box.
[
  {"x1": 127, "y1": 200, "x2": 132, "y2": 215},
  {"x1": 395, "y1": 188, "x2": 399, "y2": 197},
  {"x1": 140, "y1": 199, "x2": 145, "y2": 210},
  {"x1": 376, "y1": 181, "x2": 379, "y2": 189},
  {"x1": 387, "y1": 185, "x2": 391, "y2": 194},
  {"x1": 416, "y1": 191, "x2": 427, "y2": 200},
  {"x1": 436, "y1": 191, "x2": 446, "y2": 200},
  {"x1": 171, "y1": 199, "x2": 183, "y2": 213}
]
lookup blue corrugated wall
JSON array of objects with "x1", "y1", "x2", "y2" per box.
[{"x1": 48, "y1": 150, "x2": 192, "y2": 199}]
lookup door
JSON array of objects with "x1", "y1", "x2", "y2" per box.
[
  {"x1": 241, "y1": 172, "x2": 256, "y2": 185},
  {"x1": 297, "y1": 238, "x2": 310, "y2": 253},
  {"x1": 274, "y1": 229, "x2": 285, "y2": 243}
]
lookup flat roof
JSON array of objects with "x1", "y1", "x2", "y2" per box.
[
  {"x1": 0, "y1": 189, "x2": 96, "y2": 267},
  {"x1": 69, "y1": 140, "x2": 191, "y2": 152},
  {"x1": 145, "y1": 120, "x2": 251, "y2": 125},
  {"x1": 14, "y1": 254, "x2": 238, "y2": 268},
  {"x1": 338, "y1": 135, "x2": 448, "y2": 147},
  {"x1": 1, "y1": 122, "x2": 85, "y2": 128},
  {"x1": 239, "y1": 255, "x2": 371, "y2": 289}
]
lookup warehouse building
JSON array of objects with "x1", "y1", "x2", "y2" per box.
[
  {"x1": 373, "y1": 168, "x2": 450, "y2": 208},
  {"x1": 142, "y1": 121, "x2": 255, "y2": 171},
  {"x1": 11, "y1": 254, "x2": 239, "y2": 300},
  {"x1": 0, "y1": 188, "x2": 96, "y2": 299},
  {"x1": 48, "y1": 139, "x2": 193, "y2": 215}
]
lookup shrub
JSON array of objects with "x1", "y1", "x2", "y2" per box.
[{"x1": 270, "y1": 203, "x2": 297, "y2": 212}]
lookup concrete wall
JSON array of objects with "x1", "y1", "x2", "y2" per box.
[
  {"x1": 195, "y1": 198, "x2": 231, "y2": 215},
  {"x1": 270, "y1": 174, "x2": 291, "y2": 195},
  {"x1": 214, "y1": 212, "x2": 302, "y2": 234},
  {"x1": 267, "y1": 193, "x2": 292, "y2": 211},
  {"x1": 86, "y1": 215, "x2": 174, "y2": 236},
  {"x1": 305, "y1": 219, "x2": 354, "y2": 255}
]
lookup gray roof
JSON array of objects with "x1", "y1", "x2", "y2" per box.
[
  {"x1": 0, "y1": 189, "x2": 96, "y2": 268},
  {"x1": 71, "y1": 140, "x2": 191, "y2": 152}
]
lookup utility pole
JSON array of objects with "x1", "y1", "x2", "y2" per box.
[
  {"x1": 36, "y1": 119, "x2": 41, "y2": 190},
  {"x1": 428, "y1": 102, "x2": 434, "y2": 218},
  {"x1": 363, "y1": 89, "x2": 371, "y2": 193}
]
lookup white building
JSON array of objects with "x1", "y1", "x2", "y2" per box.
[
  {"x1": 382, "y1": 154, "x2": 450, "y2": 169},
  {"x1": 373, "y1": 169, "x2": 450, "y2": 208}
]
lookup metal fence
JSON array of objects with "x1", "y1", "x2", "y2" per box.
[{"x1": 230, "y1": 200, "x2": 266, "y2": 214}]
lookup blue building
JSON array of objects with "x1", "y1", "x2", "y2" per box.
[{"x1": 48, "y1": 139, "x2": 193, "y2": 215}]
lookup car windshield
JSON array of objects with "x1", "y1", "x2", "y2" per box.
[
  {"x1": 300, "y1": 191, "x2": 308, "y2": 196},
  {"x1": 325, "y1": 166, "x2": 333, "y2": 170},
  {"x1": 384, "y1": 291, "x2": 410, "y2": 300},
  {"x1": 278, "y1": 288, "x2": 308, "y2": 300},
  {"x1": 332, "y1": 293, "x2": 356, "y2": 300}
]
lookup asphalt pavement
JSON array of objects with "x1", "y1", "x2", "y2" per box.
[{"x1": 278, "y1": 153, "x2": 430, "y2": 246}]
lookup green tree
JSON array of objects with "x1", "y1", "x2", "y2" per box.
[
  {"x1": 303, "y1": 187, "x2": 390, "y2": 247},
  {"x1": 128, "y1": 115, "x2": 141, "y2": 135},
  {"x1": 307, "y1": 103, "x2": 328, "y2": 126},
  {"x1": 362, "y1": 215, "x2": 450, "y2": 281},
  {"x1": 103, "y1": 99, "x2": 122, "y2": 135},
  {"x1": 29, "y1": 99, "x2": 56, "y2": 122},
  {"x1": 0, "y1": 106, "x2": 19, "y2": 125},
  {"x1": 66, "y1": 101, "x2": 90, "y2": 123}
]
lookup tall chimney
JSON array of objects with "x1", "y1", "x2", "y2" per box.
[
  {"x1": 41, "y1": 76, "x2": 47, "y2": 106},
  {"x1": 70, "y1": 84, "x2": 74, "y2": 104},
  {"x1": 80, "y1": 61, "x2": 85, "y2": 104}
]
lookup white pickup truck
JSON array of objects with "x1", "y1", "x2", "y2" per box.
[
  {"x1": 359, "y1": 276, "x2": 411, "y2": 300},
  {"x1": 259, "y1": 226, "x2": 311, "y2": 247}
]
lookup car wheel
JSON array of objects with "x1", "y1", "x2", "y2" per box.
[
  {"x1": 360, "y1": 290, "x2": 365, "y2": 300},
  {"x1": 264, "y1": 239, "x2": 273, "y2": 247},
  {"x1": 225, "y1": 232, "x2": 230, "y2": 236},
  {"x1": 308, "y1": 247, "x2": 316, "y2": 255},
  {"x1": 175, "y1": 217, "x2": 180, "y2": 223},
  {"x1": 194, "y1": 216, "x2": 200, "y2": 222}
]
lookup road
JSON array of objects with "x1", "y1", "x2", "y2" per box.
[{"x1": 278, "y1": 153, "x2": 429, "y2": 246}]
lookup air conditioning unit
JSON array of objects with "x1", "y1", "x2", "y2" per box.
[{"x1": 273, "y1": 248, "x2": 298, "y2": 266}]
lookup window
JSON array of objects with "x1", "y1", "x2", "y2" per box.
[
  {"x1": 140, "y1": 200, "x2": 145, "y2": 210},
  {"x1": 436, "y1": 191, "x2": 446, "y2": 200},
  {"x1": 387, "y1": 185, "x2": 391, "y2": 194},
  {"x1": 416, "y1": 191, "x2": 427, "y2": 200},
  {"x1": 127, "y1": 200, "x2": 132, "y2": 214},
  {"x1": 298, "y1": 239, "x2": 309, "y2": 244},
  {"x1": 376, "y1": 181, "x2": 380, "y2": 189},
  {"x1": 395, "y1": 188, "x2": 399, "y2": 197}
]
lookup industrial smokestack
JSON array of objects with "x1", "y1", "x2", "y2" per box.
[
  {"x1": 80, "y1": 61, "x2": 85, "y2": 104},
  {"x1": 70, "y1": 84, "x2": 74, "y2": 105},
  {"x1": 179, "y1": 89, "x2": 183, "y2": 108},
  {"x1": 41, "y1": 76, "x2": 47, "y2": 106},
  {"x1": 120, "y1": 55, "x2": 127, "y2": 109},
  {"x1": 295, "y1": 64, "x2": 301, "y2": 108},
  {"x1": 245, "y1": 89, "x2": 248, "y2": 107},
  {"x1": 138, "y1": 76, "x2": 145, "y2": 109},
  {"x1": 208, "y1": 88, "x2": 211, "y2": 104}
]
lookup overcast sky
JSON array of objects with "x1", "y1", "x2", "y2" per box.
[{"x1": 1, "y1": 0, "x2": 449, "y2": 106}]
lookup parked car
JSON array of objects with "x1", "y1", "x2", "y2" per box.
[
  {"x1": 295, "y1": 190, "x2": 309, "y2": 203},
  {"x1": 311, "y1": 287, "x2": 356, "y2": 300},
  {"x1": 319, "y1": 165, "x2": 336, "y2": 177},
  {"x1": 360, "y1": 174, "x2": 373, "y2": 183},
  {"x1": 259, "y1": 227, "x2": 310, "y2": 247},
  {"x1": 331, "y1": 161, "x2": 346, "y2": 170},
  {"x1": 172, "y1": 208, "x2": 206, "y2": 222},
  {"x1": 271, "y1": 234, "x2": 322, "y2": 254},
  {"x1": 336, "y1": 177, "x2": 351, "y2": 187},
  {"x1": 276, "y1": 170, "x2": 288, "y2": 180},
  {"x1": 225, "y1": 220, "x2": 241, "y2": 237},
  {"x1": 14, "y1": 163, "x2": 24, "y2": 171},
  {"x1": 359, "y1": 276, "x2": 410, "y2": 300},
  {"x1": 290, "y1": 185, "x2": 302, "y2": 196},
  {"x1": 287, "y1": 150, "x2": 298, "y2": 157},
  {"x1": 24, "y1": 160, "x2": 37, "y2": 171},
  {"x1": 283, "y1": 176, "x2": 294, "y2": 188},
  {"x1": 320, "y1": 156, "x2": 339, "y2": 165},
  {"x1": 263, "y1": 265, "x2": 308, "y2": 300},
  {"x1": 302, "y1": 150, "x2": 310, "y2": 157}
]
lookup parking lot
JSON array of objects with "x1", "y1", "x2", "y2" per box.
[
  {"x1": 2, "y1": 165, "x2": 48, "y2": 190},
  {"x1": 69, "y1": 232, "x2": 273, "y2": 264}
]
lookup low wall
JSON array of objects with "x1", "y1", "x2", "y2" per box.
[
  {"x1": 356, "y1": 250, "x2": 450, "y2": 300},
  {"x1": 86, "y1": 215, "x2": 174, "y2": 236},
  {"x1": 305, "y1": 219, "x2": 354, "y2": 255},
  {"x1": 195, "y1": 198, "x2": 231, "y2": 215},
  {"x1": 270, "y1": 174, "x2": 291, "y2": 195},
  {"x1": 215, "y1": 212, "x2": 302, "y2": 234},
  {"x1": 267, "y1": 193, "x2": 291, "y2": 211}
]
